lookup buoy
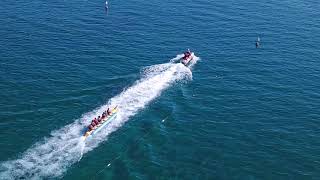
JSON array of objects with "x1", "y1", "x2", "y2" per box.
[
  {"x1": 105, "y1": 1, "x2": 108, "y2": 9},
  {"x1": 256, "y1": 41, "x2": 260, "y2": 48},
  {"x1": 256, "y1": 36, "x2": 260, "y2": 48}
]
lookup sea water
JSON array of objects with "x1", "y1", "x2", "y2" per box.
[{"x1": 0, "y1": 0, "x2": 319, "y2": 179}]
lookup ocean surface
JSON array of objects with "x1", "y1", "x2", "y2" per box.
[{"x1": 0, "y1": 0, "x2": 320, "y2": 179}]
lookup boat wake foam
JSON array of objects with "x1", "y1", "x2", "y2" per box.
[{"x1": 0, "y1": 57, "x2": 199, "y2": 179}]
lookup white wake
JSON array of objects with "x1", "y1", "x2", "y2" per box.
[{"x1": 0, "y1": 56, "x2": 199, "y2": 180}]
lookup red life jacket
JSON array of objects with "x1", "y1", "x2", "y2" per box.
[{"x1": 94, "y1": 119, "x2": 99, "y2": 125}]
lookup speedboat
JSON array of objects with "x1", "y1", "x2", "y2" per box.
[
  {"x1": 180, "y1": 50, "x2": 194, "y2": 66},
  {"x1": 83, "y1": 106, "x2": 118, "y2": 140}
]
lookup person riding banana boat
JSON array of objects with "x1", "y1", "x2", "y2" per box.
[{"x1": 84, "y1": 106, "x2": 118, "y2": 139}]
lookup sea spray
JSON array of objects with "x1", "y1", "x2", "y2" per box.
[
  {"x1": 0, "y1": 57, "x2": 199, "y2": 179},
  {"x1": 170, "y1": 54, "x2": 185, "y2": 63},
  {"x1": 78, "y1": 139, "x2": 85, "y2": 162}
]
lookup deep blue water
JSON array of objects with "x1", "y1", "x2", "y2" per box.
[{"x1": 1, "y1": 0, "x2": 320, "y2": 179}]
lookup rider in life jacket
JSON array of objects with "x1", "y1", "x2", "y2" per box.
[
  {"x1": 107, "y1": 108, "x2": 112, "y2": 115},
  {"x1": 89, "y1": 117, "x2": 99, "y2": 130},
  {"x1": 97, "y1": 116, "x2": 102, "y2": 123},
  {"x1": 88, "y1": 124, "x2": 94, "y2": 131},
  {"x1": 93, "y1": 117, "x2": 99, "y2": 125},
  {"x1": 90, "y1": 119, "x2": 97, "y2": 130}
]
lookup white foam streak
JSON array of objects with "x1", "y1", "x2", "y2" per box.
[
  {"x1": 0, "y1": 60, "x2": 197, "y2": 179},
  {"x1": 170, "y1": 54, "x2": 185, "y2": 63}
]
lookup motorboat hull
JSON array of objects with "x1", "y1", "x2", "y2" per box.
[{"x1": 181, "y1": 52, "x2": 194, "y2": 66}]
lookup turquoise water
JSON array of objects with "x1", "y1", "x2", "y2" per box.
[{"x1": 1, "y1": 0, "x2": 320, "y2": 179}]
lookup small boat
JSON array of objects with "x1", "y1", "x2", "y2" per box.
[
  {"x1": 83, "y1": 106, "x2": 118, "y2": 140},
  {"x1": 180, "y1": 49, "x2": 195, "y2": 66}
]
